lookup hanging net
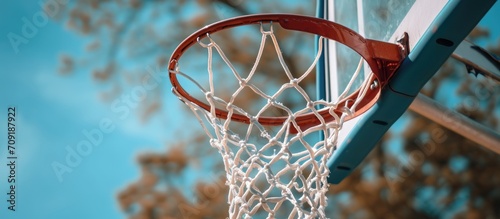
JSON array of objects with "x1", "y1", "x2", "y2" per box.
[{"x1": 168, "y1": 14, "x2": 404, "y2": 219}]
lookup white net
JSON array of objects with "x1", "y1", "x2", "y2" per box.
[{"x1": 170, "y1": 24, "x2": 370, "y2": 219}]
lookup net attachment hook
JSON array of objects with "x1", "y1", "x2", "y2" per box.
[
  {"x1": 197, "y1": 33, "x2": 215, "y2": 48},
  {"x1": 260, "y1": 21, "x2": 274, "y2": 34}
]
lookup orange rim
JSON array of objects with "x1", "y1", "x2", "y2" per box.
[{"x1": 169, "y1": 14, "x2": 406, "y2": 133}]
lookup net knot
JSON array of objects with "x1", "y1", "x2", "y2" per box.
[
  {"x1": 260, "y1": 131, "x2": 270, "y2": 139},
  {"x1": 259, "y1": 197, "x2": 267, "y2": 204},
  {"x1": 222, "y1": 152, "x2": 232, "y2": 161},
  {"x1": 267, "y1": 97, "x2": 276, "y2": 105},
  {"x1": 209, "y1": 139, "x2": 219, "y2": 147},
  {"x1": 239, "y1": 79, "x2": 247, "y2": 87},
  {"x1": 307, "y1": 101, "x2": 314, "y2": 109},
  {"x1": 268, "y1": 137, "x2": 278, "y2": 144},
  {"x1": 226, "y1": 102, "x2": 233, "y2": 111},
  {"x1": 249, "y1": 116, "x2": 258, "y2": 124},
  {"x1": 205, "y1": 91, "x2": 214, "y2": 100},
  {"x1": 238, "y1": 140, "x2": 246, "y2": 147}
]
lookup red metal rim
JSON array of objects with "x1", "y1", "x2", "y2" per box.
[{"x1": 169, "y1": 14, "x2": 405, "y2": 133}]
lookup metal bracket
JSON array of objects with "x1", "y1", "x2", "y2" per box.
[{"x1": 397, "y1": 32, "x2": 410, "y2": 57}]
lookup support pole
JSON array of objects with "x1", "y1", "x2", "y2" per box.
[{"x1": 409, "y1": 93, "x2": 500, "y2": 154}]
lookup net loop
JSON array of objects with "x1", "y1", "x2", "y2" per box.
[
  {"x1": 197, "y1": 33, "x2": 215, "y2": 48},
  {"x1": 260, "y1": 21, "x2": 274, "y2": 35}
]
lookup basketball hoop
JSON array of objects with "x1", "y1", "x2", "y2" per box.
[{"x1": 169, "y1": 14, "x2": 405, "y2": 218}]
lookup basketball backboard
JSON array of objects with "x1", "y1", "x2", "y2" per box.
[{"x1": 318, "y1": 0, "x2": 497, "y2": 183}]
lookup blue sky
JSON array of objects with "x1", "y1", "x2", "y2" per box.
[
  {"x1": 0, "y1": 2, "x2": 170, "y2": 218},
  {"x1": 0, "y1": 1, "x2": 499, "y2": 219}
]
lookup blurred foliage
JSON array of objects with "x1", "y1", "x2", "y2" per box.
[{"x1": 54, "y1": 0, "x2": 500, "y2": 218}]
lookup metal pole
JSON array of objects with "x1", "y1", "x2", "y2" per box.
[{"x1": 409, "y1": 93, "x2": 500, "y2": 154}]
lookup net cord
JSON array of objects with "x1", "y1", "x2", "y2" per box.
[{"x1": 170, "y1": 23, "x2": 368, "y2": 219}]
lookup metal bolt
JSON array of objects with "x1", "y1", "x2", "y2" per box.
[{"x1": 370, "y1": 80, "x2": 379, "y2": 90}]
